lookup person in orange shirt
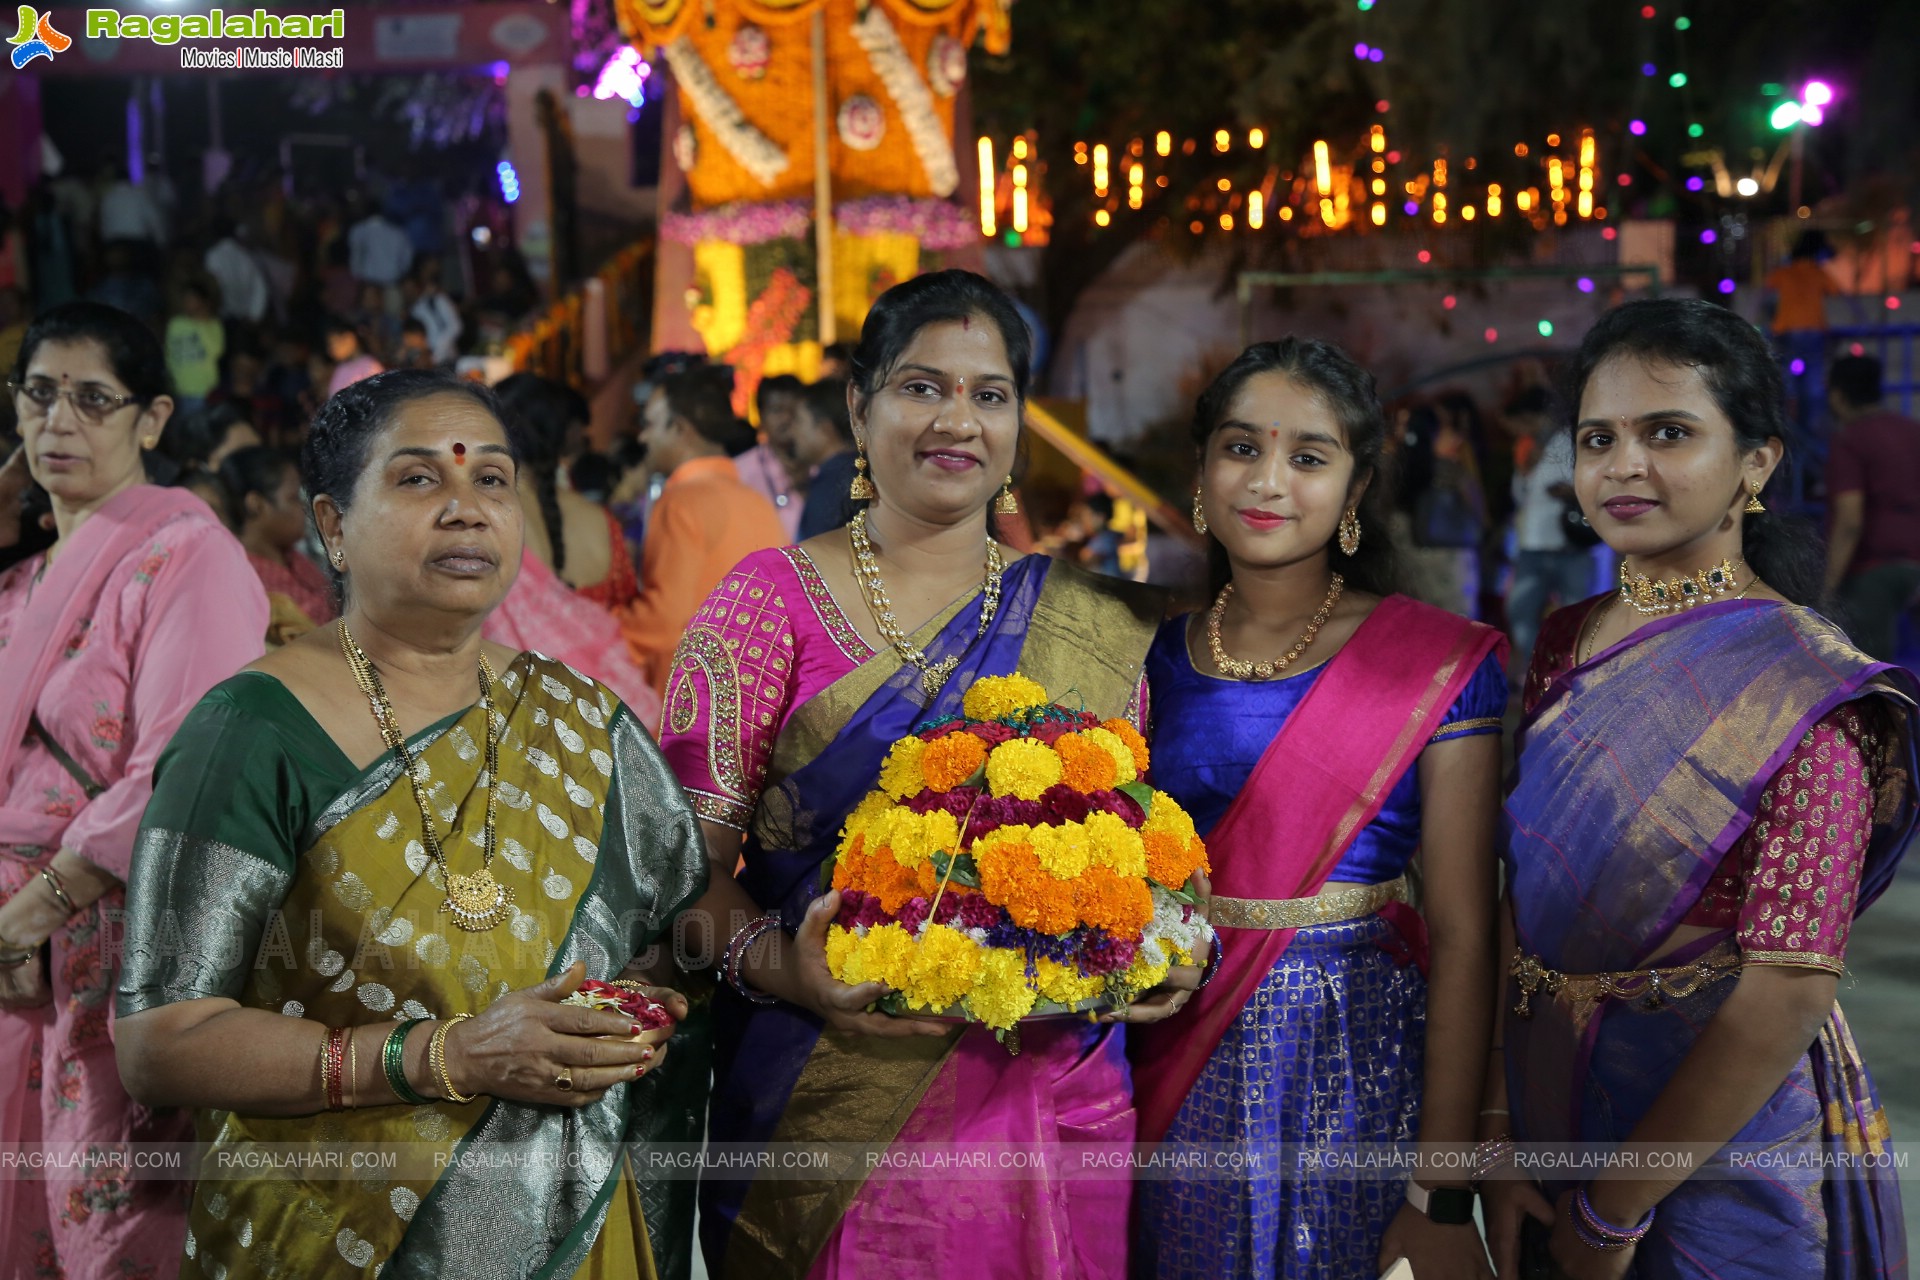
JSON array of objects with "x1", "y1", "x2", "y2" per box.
[{"x1": 620, "y1": 367, "x2": 787, "y2": 694}]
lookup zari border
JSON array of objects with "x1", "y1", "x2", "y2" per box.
[
  {"x1": 690, "y1": 788, "x2": 753, "y2": 830},
  {"x1": 670, "y1": 625, "x2": 754, "y2": 810},
  {"x1": 1431, "y1": 715, "x2": 1502, "y2": 741},
  {"x1": 1742, "y1": 949, "x2": 1845, "y2": 975},
  {"x1": 779, "y1": 546, "x2": 873, "y2": 667}
]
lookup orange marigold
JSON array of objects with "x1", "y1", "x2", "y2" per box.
[
  {"x1": 1074, "y1": 866, "x2": 1154, "y2": 936},
  {"x1": 977, "y1": 837, "x2": 1078, "y2": 933},
  {"x1": 843, "y1": 835, "x2": 929, "y2": 914},
  {"x1": 1054, "y1": 732, "x2": 1119, "y2": 793},
  {"x1": 1144, "y1": 829, "x2": 1206, "y2": 888},
  {"x1": 921, "y1": 732, "x2": 988, "y2": 792},
  {"x1": 1100, "y1": 719, "x2": 1151, "y2": 774}
]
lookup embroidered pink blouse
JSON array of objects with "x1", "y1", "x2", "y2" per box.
[
  {"x1": 658, "y1": 547, "x2": 1148, "y2": 833},
  {"x1": 659, "y1": 547, "x2": 878, "y2": 830}
]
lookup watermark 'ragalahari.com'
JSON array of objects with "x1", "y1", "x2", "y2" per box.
[{"x1": 86, "y1": 8, "x2": 345, "y2": 43}]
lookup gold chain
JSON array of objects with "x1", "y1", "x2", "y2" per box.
[
  {"x1": 1617, "y1": 557, "x2": 1744, "y2": 616},
  {"x1": 848, "y1": 509, "x2": 1004, "y2": 697},
  {"x1": 1206, "y1": 574, "x2": 1344, "y2": 680},
  {"x1": 339, "y1": 623, "x2": 513, "y2": 931}
]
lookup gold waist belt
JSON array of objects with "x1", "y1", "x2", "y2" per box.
[
  {"x1": 1208, "y1": 876, "x2": 1410, "y2": 932},
  {"x1": 1510, "y1": 942, "x2": 1742, "y2": 1019}
]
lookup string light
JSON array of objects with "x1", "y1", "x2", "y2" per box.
[
  {"x1": 1462, "y1": 205, "x2": 1476, "y2": 221},
  {"x1": 977, "y1": 137, "x2": 995, "y2": 236},
  {"x1": 1128, "y1": 162, "x2": 1144, "y2": 210},
  {"x1": 1074, "y1": 141, "x2": 1088, "y2": 166},
  {"x1": 1094, "y1": 209, "x2": 1110, "y2": 226},
  {"x1": 1214, "y1": 129, "x2": 1230, "y2": 152},
  {"x1": 1486, "y1": 183, "x2": 1502, "y2": 216},
  {"x1": 496, "y1": 160, "x2": 521, "y2": 204},
  {"x1": 1432, "y1": 192, "x2": 1447, "y2": 224},
  {"x1": 1092, "y1": 143, "x2": 1109, "y2": 197},
  {"x1": 1013, "y1": 164, "x2": 1029, "y2": 234},
  {"x1": 1313, "y1": 140, "x2": 1332, "y2": 195},
  {"x1": 1537, "y1": 320, "x2": 1554, "y2": 336},
  {"x1": 1370, "y1": 203, "x2": 1386, "y2": 225},
  {"x1": 1370, "y1": 125, "x2": 1386, "y2": 153},
  {"x1": 1249, "y1": 128, "x2": 1265, "y2": 148},
  {"x1": 1217, "y1": 177, "x2": 1232, "y2": 192},
  {"x1": 1155, "y1": 130, "x2": 1171, "y2": 156},
  {"x1": 1248, "y1": 190, "x2": 1265, "y2": 229},
  {"x1": 1220, "y1": 212, "x2": 1235, "y2": 231}
]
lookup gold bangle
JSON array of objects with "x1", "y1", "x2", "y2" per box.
[
  {"x1": 430, "y1": 1014, "x2": 476, "y2": 1104},
  {"x1": 346, "y1": 1028, "x2": 358, "y2": 1110},
  {"x1": 38, "y1": 866, "x2": 77, "y2": 917}
]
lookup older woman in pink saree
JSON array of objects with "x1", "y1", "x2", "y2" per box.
[{"x1": 0, "y1": 302, "x2": 267, "y2": 1279}]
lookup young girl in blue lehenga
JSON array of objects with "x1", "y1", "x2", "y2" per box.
[{"x1": 1131, "y1": 340, "x2": 1506, "y2": 1279}]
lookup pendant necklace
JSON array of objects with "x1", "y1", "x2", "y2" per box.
[
  {"x1": 340, "y1": 623, "x2": 513, "y2": 931},
  {"x1": 848, "y1": 509, "x2": 1003, "y2": 697}
]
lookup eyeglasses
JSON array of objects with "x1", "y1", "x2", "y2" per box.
[{"x1": 7, "y1": 379, "x2": 143, "y2": 425}]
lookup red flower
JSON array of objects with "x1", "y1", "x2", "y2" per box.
[
  {"x1": 92, "y1": 717, "x2": 123, "y2": 746},
  {"x1": 135, "y1": 553, "x2": 168, "y2": 579},
  {"x1": 967, "y1": 722, "x2": 1016, "y2": 747},
  {"x1": 1028, "y1": 719, "x2": 1074, "y2": 746}
]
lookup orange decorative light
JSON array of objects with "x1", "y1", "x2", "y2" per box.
[
  {"x1": 978, "y1": 137, "x2": 996, "y2": 236},
  {"x1": 1155, "y1": 131, "x2": 1172, "y2": 156},
  {"x1": 1214, "y1": 129, "x2": 1230, "y2": 152},
  {"x1": 1249, "y1": 128, "x2": 1266, "y2": 148},
  {"x1": 1248, "y1": 190, "x2": 1264, "y2": 228},
  {"x1": 1313, "y1": 140, "x2": 1332, "y2": 195}
]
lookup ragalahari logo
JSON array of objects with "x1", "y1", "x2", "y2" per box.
[{"x1": 9, "y1": 6, "x2": 71, "y2": 67}]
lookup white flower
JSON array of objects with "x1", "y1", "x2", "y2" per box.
[
  {"x1": 850, "y1": 7, "x2": 958, "y2": 196},
  {"x1": 663, "y1": 37, "x2": 788, "y2": 186}
]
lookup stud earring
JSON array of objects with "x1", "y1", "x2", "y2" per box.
[
  {"x1": 994, "y1": 479, "x2": 1019, "y2": 515},
  {"x1": 849, "y1": 447, "x2": 875, "y2": 501},
  {"x1": 1191, "y1": 492, "x2": 1209, "y2": 536},
  {"x1": 330, "y1": 549, "x2": 344, "y2": 568},
  {"x1": 1744, "y1": 480, "x2": 1766, "y2": 515},
  {"x1": 1338, "y1": 508, "x2": 1362, "y2": 556}
]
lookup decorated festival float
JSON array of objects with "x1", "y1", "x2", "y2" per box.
[{"x1": 616, "y1": 0, "x2": 1009, "y2": 407}]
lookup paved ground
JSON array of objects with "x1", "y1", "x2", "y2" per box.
[{"x1": 1839, "y1": 843, "x2": 1920, "y2": 1253}]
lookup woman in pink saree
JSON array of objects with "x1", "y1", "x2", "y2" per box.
[
  {"x1": 657, "y1": 272, "x2": 1180, "y2": 1280},
  {"x1": 0, "y1": 302, "x2": 268, "y2": 1278}
]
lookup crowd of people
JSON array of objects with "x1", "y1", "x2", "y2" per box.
[{"x1": 0, "y1": 264, "x2": 1914, "y2": 1280}]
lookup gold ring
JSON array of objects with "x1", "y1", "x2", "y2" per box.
[{"x1": 554, "y1": 1066, "x2": 574, "y2": 1091}]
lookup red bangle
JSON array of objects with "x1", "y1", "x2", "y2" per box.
[{"x1": 322, "y1": 1027, "x2": 349, "y2": 1112}]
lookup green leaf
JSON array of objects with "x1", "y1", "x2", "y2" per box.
[
  {"x1": 1118, "y1": 781, "x2": 1156, "y2": 814},
  {"x1": 930, "y1": 850, "x2": 982, "y2": 888}
]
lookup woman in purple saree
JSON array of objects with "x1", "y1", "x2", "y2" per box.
[
  {"x1": 1487, "y1": 299, "x2": 1915, "y2": 1280},
  {"x1": 657, "y1": 272, "x2": 1174, "y2": 1280}
]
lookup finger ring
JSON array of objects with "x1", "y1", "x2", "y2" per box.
[{"x1": 554, "y1": 1066, "x2": 574, "y2": 1091}]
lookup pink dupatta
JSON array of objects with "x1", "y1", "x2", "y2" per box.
[
  {"x1": 0, "y1": 485, "x2": 212, "y2": 850},
  {"x1": 483, "y1": 549, "x2": 663, "y2": 731},
  {"x1": 1131, "y1": 595, "x2": 1502, "y2": 1142}
]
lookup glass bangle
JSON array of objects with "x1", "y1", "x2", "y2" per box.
[{"x1": 383, "y1": 1019, "x2": 431, "y2": 1105}]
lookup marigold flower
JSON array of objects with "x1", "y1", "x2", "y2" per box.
[
  {"x1": 1081, "y1": 727, "x2": 1139, "y2": 786},
  {"x1": 985, "y1": 738, "x2": 1065, "y2": 801},
  {"x1": 1074, "y1": 866, "x2": 1154, "y2": 935},
  {"x1": 920, "y1": 732, "x2": 988, "y2": 792},
  {"x1": 1033, "y1": 956, "x2": 1106, "y2": 1008},
  {"x1": 878, "y1": 736, "x2": 929, "y2": 800},
  {"x1": 1099, "y1": 719, "x2": 1151, "y2": 774},
  {"x1": 975, "y1": 831, "x2": 1079, "y2": 932},
  {"x1": 967, "y1": 948, "x2": 1039, "y2": 1030},
  {"x1": 1029, "y1": 822, "x2": 1093, "y2": 879},
  {"x1": 1054, "y1": 733, "x2": 1120, "y2": 792},
  {"x1": 1084, "y1": 810, "x2": 1148, "y2": 879},
  {"x1": 901, "y1": 923, "x2": 985, "y2": 1011},
  {"x1": 962, "y1": 673, "x2": 1051, "y2": 721}
]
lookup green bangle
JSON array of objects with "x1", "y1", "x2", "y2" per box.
[{"x1": 382, "y1": 1019, "x2": 430, "y2": 1106}]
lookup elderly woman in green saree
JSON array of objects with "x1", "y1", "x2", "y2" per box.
[{"x1": 114, "y1": 370, "x2": 710, "y2": 1279}]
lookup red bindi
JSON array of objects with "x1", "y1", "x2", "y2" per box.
[{"x1": 452, "y1": 442, "x2": 467, "y2": 464}]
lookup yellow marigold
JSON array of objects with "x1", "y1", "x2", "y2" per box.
[
  {"x1": 901, "y1": 923, "x2": 986, "y2": 1011},
  {"x1": 967, "y1": 948, "x2": 1039, "y2": 1031},
  {"x1": 1100, "y1": 719, "x2": 1151, "y2": 774},
  {"x1": 921, "y1": 732, "x2": 988, "y2": 792},
  {"x1": 836, "y1": 791, "x2": 893, "y2": 856},
  {"x1": 985, "y1": 738, "x2": 1064, "y2": 801},
  {"x1": 1142, "y1": 792, "x2": 1198, "y2": 843},
  {"x1": 1120, "y1": 947, "x2": 1173, "y2": 996},
  {"x1": 1084, "y1": 810, "x2": 1148, "y2": 879},
  {"x1": 883, "y1": 809, "x2": 961, "y2": 871},
  {"x1": 1029, "y1": 823, "x2": 1093, "y2": 879},
  {"x1": 1033, "y1": 956, "x2": 1106, "y2": 1008},
  {"x1": 1081, "y1": 727, "x2": 1139, "y2": 786},
  {"x1": 840, "y1": 922, "x2": 917, "y2": 990},
  {"x1": 878, "y1": 736, "x2": 929, "y2": 800},
  {"x1": 962, "y1": 673, "x2": 1052, "y2": 721},
  {"x1": 1054, "y1": 732, "x2": 1119, "y2": 793},
  {"x1": 825, "y1": 924, "x2": 860, "y2": 981},
  {"x1": 1074, "y1": 866, "x2": 1155, "y2": 937}
]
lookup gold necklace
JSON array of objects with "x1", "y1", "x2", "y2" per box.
[
  {"x1": 848, "y1": 509, "x2": 1004, "y2": 697},
  {"x1": 1617, "y1": 557, "x2": 1744, "y2": 616},
  {"x1": 1206, "y1": 574, "x2": 1344, "y2": 680},
  {"x1": 339, "y1": 624, "x2": 513, "y2": 932}
]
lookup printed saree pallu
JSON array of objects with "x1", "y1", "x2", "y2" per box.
[
  {"x1": 694, "y1": 556, "x2": 1163, "y2": 1280},
  {"x1": 1505, "y1": 600, "x2": 1917, "y2": 1279},
  {"x1": 117, "y1": 655, "x2": 709, "y2": 1279}
]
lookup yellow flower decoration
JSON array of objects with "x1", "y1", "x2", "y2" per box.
[
  {"x1": 1084, "y1": 810, "x2": 1147, "y2": 878},
  {"x1": 901, "y1": 923, "x2": 985, "y2": 1011},
  {"x1": 1121, "y1": 947, "x2": 1173, "y2": 995},
  {"x1": 878, "y1": 736, "x2": 929, "y2": 800},
  {"x1": 962, "y1": 673, "x2": 1051, "y2": 722},
  {"x1": 1033, "y1": 956, "x2": 1106, "y2": 1007},
  {"x1": 1081, "y1": 727, "x2": 1139, "y2": 786},
  {"x1": 1029, "y1": 823, "x2": 1093, "y2": 880},
  {"x1": 967, "y1": 947, "x2": 1039, "y2": 1030},
  {"x1": 984, "y1": 738, "x2": 1064, "y2": 800},
  {"x1": 1100, "y1": 719, "x2": 1151, "y2": 774},
  {"x1": 837, "y1": 790, "x2": 895, "y2": 853},
  {"x1": 825, "y1": 924, "x2": 859, "y2": 979},
  {"x1": 834, "y1": 922, "x2": 916, "y2": 990},
  {"x1": 879, "y1": 808, "x2": 961, "y2": 870}
]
